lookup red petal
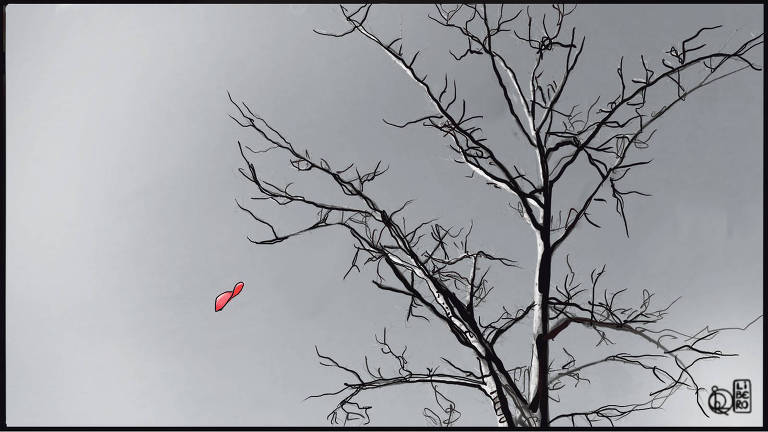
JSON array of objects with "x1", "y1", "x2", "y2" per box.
[
  {"x1": 215, "y1": 291, "x2": 234, "y2": 312},
  {"x1": 232, "y1": 281, "x2": 244, "y2": 297}
]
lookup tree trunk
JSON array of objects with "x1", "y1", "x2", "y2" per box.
[
  {"x1": 407, "y1": 262, "x2": 517, "y2": 426},
  {"x1": 529, "y1": 228, "x2": 552, "y2": 426},
  {"x1": 480, "y1": 361, "x2": 511, "y2": 427}
]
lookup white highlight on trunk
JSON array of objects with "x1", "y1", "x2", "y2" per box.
[
  {"x1": 528, "y1": 233, "x2": 546, "y2": 405},
  {"x1": 468, "y1": 164, "x2": 513, "y2": 192},
  {"x1": 387, "y1": 250, "x2": 536, "y2": 425},
  {"x1": 496, "y1": 56, "x2": 536, "y2": 137},
  {"x1": 465, "y1": 161, "x2": 542, "y2": 232},
  {"x1": 480, "y1": 358, "x2": 510, "y2": 427}
]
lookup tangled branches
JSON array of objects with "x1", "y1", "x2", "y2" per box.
[
  {"x1": 230, "y1": 3, "x2": 762, "y2": 427},
  {"x1": 545, "y1": 256, "x2": 762, "y2": 426},
  {"x1": 307, "y1": 329, "x2": 475, "y2": 426}
]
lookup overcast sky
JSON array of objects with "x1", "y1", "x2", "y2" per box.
[{"x1": 5, "y1": 4, "x2": 763, "y2": 427}]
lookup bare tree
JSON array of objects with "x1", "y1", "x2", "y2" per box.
[{"x1": 227, "y1": 4, "x2": 762, "y2": 427}]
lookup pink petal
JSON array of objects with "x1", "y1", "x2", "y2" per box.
[
  {"x1": 232, "y1": 281, "x2": 244, "y2": 297},
  {"x1": 215, "y1": 291, "x2": 234, "y2": 312}
]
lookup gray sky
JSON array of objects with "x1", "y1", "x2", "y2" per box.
[{"x1": 5, "y1": 4, "x2": 763, "y2": 427}]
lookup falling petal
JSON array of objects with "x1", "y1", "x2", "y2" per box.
[
  {"x1": 232, "y1": 281, "x2": 244, "y2": 297},
  {"x1": 215, "y1": 291, "x2": 234, "y2": 312}
]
